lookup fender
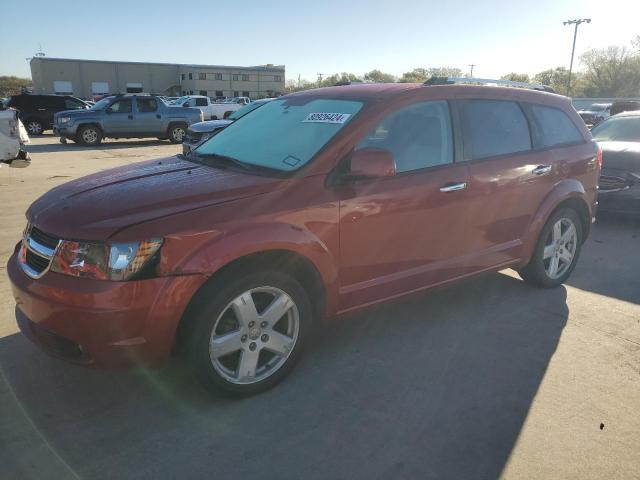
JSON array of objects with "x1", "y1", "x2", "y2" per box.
[
  {"x1": 520, "y1": 178, "x2": 593, "y2": 263},
  {"x1": 159, "y1": 222, "x2": 341, "y2": 315}
]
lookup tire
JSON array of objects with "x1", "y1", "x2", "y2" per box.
[
  {"x1": 25, "y1": 118, "x2": 44, "y2": 136},
  {"x1": 76, "y1": 125, "x2": 102, "y2": 146},
  {"x1": 518, "y1": 207, "x2": 583, "y2": 288},
  {"x1": 185, "y1": 270, "x2": 312, "y2": 396},
  {"x1": 168, "y1": 124, "x2": 187, "y2": 143},
  {"x1": 223, "y1": 111, "x2": 233, "y2": 119}
]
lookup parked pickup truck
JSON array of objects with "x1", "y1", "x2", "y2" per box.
[
  {"x1": 53, "y1": 94, "x2": 203, "y2": 146},
  {"x1": 170, "y1": 95, "x2": 243, "y2": 120}
]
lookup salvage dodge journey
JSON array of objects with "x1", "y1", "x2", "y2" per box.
[{"x1": 8, "y1": 79, "x2": 600, "y2": 395}]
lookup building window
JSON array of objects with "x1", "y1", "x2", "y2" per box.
[
  {"x1": 181, "y1": 74, "x2": 186, "y2": 80},
  {"x1": 199, "y1": 90, "x2": 207, "y2": 96},
  {"x1": 274, "y1": 75, "x2": 281, "y2": 82},
  {"x1": 188, "y1": 73, "x2": 193, "y2": 80},
  {"x1": 126, "y1": 82, "x2": 143, "y2": 93},
  {"x1": 189, "y1": 90, "x2": 194, "y2": 95},
  {"x1": 242, "y1": 74, "x2": 249, "y2": 81},
  {"x1": 215, "y1": 90, "x2": 223, "y2": 98},
  {"x1": 198, "y1": 73, "x2": 206, "y2": 80},
  {"x1": 232, "y1": 74, "x2": 239, "y2": 81},
  {"x1": 233, "y1": 91, "x2": 239, "y2": 97},
  {"x1": 182, "y1": 90, "x2": 186, "y2": 95},
  {"x1": 53, "y1": 80, "x2": 73, "y2": 94},
  {"x1": 91, "y1": 82, "x2": 109, "y2": 94},
  {"x1": 242, "y1": 91, "x2": 250, "y2": 98},
  {"x1": 215, "y1": 73, "x2": 223, "y2": 80}
]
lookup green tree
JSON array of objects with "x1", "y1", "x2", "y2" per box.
[
  {"x1": 533, "y1": 67, "x2": 573, "y2": 93},
  {"x1": 285, "y1": 78, "x2": 316, "y2": 93},
  {"x1": 399, "y1": 67, "x2": 462, "y2": 83},
  {"x1": 0, "y1": 76, "x2": 32, "y2": 97},
  {"x1": 363, "y1": 69, "x2": 396, "y2": 83},
  {"x1": 319, "y1": 72, "x2": 360, "y2": 87},
  {"x1": 579, "y1": 46, "x2": 640, "y2": 97},
  {"x1": 501, "y1": 73, "x2": 530, "y2": 83}
]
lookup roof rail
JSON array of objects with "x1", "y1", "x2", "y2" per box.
[{"x1": 424, "y1": 76, "x2": 556, "y2": 93}]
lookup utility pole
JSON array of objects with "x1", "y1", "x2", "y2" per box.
[
  {"x1": 468, "y1": 64, "x2": 476, "y2": 77},
  {"x1": 563, "y1": 18, "x2": 591, "y2": 96},
  {"x1": 317, "y1": 73, "x2": 324, "y2": 87}
]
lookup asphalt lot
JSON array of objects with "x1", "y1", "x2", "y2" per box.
[{"x1": 1, "y1": 136, "x2": 639, "y2": 480}]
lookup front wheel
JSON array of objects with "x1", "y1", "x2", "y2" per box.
[
  {"x1": 76, "y1": 125, "x2": 102, "y2": 146},
  {"x1": 519, "y1": 208, "x2": 583, "y2": 288},
  {"x1": 185, "y1": 271, "x2": 311, "y2": 396},
  {"x1": 25, "y1": 118, "x2": 44, "y2": 136}
]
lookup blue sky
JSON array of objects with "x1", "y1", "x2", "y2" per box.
[{"x1": 0, "y1": 0, "x2": 637, "y2": 81}]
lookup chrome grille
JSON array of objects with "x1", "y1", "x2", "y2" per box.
[{"x1": 19, "y1": 225, "x2": 61, "y2": 278}]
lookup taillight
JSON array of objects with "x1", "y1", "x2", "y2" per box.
[{"x1": 596, "y1": 145, "x2": 603, "y2": 169}]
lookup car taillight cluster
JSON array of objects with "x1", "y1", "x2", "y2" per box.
[{"x1": 597, "y1": 146, "x2": 603, "y2": 169}]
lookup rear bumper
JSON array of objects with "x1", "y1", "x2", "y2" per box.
[{"x1": 8, "y1": 249, "x2": 206, "y2": 368}]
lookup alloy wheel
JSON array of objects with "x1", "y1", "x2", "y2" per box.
[
  {"x1": 543, "y1": 218, "x2": 578, "y2": 279},
  {"x1": 82, "y1": 128, "x2": 98, "y2": 144},
  {"x1": 172, "y1": 127, "x2": 185, "y2": 142},
  {"x1": 27, "y1": 121, "x2": 43, "y2": 135},
  {"x1": 209, "y1": 286, "x2": 300, "y2": 385}
]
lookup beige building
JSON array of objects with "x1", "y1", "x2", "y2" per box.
[{"x1": 30, "y1": 57, "x2": 285, "y2": 100}]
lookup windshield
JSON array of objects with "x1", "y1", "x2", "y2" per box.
[
  {"x1": 591, "y1": 116, "x2": 640, "y2": 142},
  {"x1": 90, "y1": 97, "x2": 114, "y2": 110},
  {"x1": 195, "y1": 98, "x2": 363, "y2": 172},
  {"x1": 591, "y1": 104, "x2": 609, "y2": 112},
  {"x1": 171, "y1": 96, "x2": 189, "y2": 105},
  {"x1": 227, "y1": 101, "x2": 269, "y2": 121}
]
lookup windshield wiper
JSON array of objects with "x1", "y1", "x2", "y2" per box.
[{"x1": 195, "y1": 152, "x2": 255, "y2": 171}]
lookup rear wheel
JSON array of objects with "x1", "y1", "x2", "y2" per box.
[
  {"x1": 185, "y1": 271, "x2": 311, "y2": 396},
  {"x1": 168, "y1": 124, "x2": 187, "y2": 143},
  {"x1": 76, "y1": 125, "x2": 102, "y2": 146},
  {"x1": 25, "y1": 118, "x2": 44, "y2": 136},
  {"x1": 519, "y1": 208, "x2": 583, "y2": 288}
]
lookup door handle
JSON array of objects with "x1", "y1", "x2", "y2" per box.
[
  {"x1": 439, "y1": 182, "x2": 467, "y2": 192},
  {"x1": 532, "y1": 165, "x2": 552, "y2": 175},
  {"x1": 37, "y1": 108, "x2": 46, "y2": 111},
  {"x1": 156, "y1": 114, "x2": 161, "y2": 119},
  {"x1": 128, "y1": 114, "x2": 133, "y2": 120}
]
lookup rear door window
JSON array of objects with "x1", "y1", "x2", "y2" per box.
[
  {"x1": 460, "y1": 100, "x2": 531, "y2": 160},
  {"x1": 529, "y1": 104, "x2": 584, "y2": 147},
  {"x1": 64, "y1": 98, "x2": 86, "y2": 110},
  {"x1": 355, "y1": 100, "x2": 454, "y2": 172},
  {"x1": 195, "y1": 98, "x2": 208, "y2": 107},
  {"x1": 136, "y1": 98, "x2": 158, "y2": 112}
]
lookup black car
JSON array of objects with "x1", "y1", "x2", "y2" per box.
[
  {"x1": 591, "y1": 111, "x2": 640, "y2": 215},
  {"x1": 5, "y1": 94, "x2": 88, "y2": 135}
]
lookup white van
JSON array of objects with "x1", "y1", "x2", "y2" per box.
[{"x1": 0, "y1": 107, "x2": 30, "y2": 167}]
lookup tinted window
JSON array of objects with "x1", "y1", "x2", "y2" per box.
[
  {"x1": 109, "y1": 99, "x2": 132, "y2": 113},
  {"x1": 64, "y1": 98, "x2": 85, "y2": 109},
  {"x1": 530, "y1": 104, "x2": 583, "y2": 147},
  {"x1": 591, "y1": 116, "x2": 640, "y2": 142},
  {"x1": 461, "y1": 100, "x2": 531, "y2": 159},
  {"x1": 355, "y1": 101, "x2": 453, "y2": 172},
  {"x1": 195, "y1": 98, "x2": 208, "y2": 107},
  {"x1": 136, "y1": 98, "x2": 157, "y2": 112}
]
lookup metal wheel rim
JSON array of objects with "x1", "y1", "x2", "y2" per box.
[
  {"x1": 209, "y1": 286, "x2": 300, "y2": 385},
  {"x1": 543, "y1": 218, "x2": 578, "y2": 279},
  {"x1": 27, "y1": 122, "x2": 42, "y2": 134},
  {"x1": 172, "y1": 128, "x2": 185, "y2": 142},
  {"x1": 82, "y1": 128, "x2": 98, "y2": 143}
]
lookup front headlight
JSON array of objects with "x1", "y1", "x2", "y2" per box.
[
  {"x1": 59, "y1": 116, "x2": 71, "y2": 124},
  {"x1": 50, "y1": 238, "x2": 163, "y2": 281}
]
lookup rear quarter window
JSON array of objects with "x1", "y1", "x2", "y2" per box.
[
  {"x1": 529, "y1": 104, "x2": 584, "y2": 148},
  {"x1": 460, "y1": 100, "x2": 531, "y2": 160}
]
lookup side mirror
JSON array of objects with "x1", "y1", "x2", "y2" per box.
[{"x1": 349, "y1": 148, "x2": 396, "y2": 178}]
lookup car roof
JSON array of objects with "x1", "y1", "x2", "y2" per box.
[
  {"x1": 611, "y1": 110, "x2": 640, "y2": 118},
  {"x1": 283, "y1": 82, "x2": 566, "y2": 104}
]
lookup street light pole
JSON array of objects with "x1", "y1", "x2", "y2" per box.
[
  {"x1": 468, "y1": 64, "x2": 476, "y2": 77},
  {"x1": 563, "y1": 18, "x2": 591, "y2": 97}
]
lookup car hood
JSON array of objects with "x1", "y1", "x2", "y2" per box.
[
  {"x1": 599, "y1": 141, "x2": 640, "y2": 174},
  {"x1": 27, "y1": 155, "x2": 286, "y2": 240},
  {"x1": 189, "y1": 119, "x2": 233, "y2": 133},
  {"x1": 53, "y1": 108, "x2": 96, "y2": 119}
]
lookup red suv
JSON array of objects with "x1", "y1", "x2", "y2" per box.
[{"x1": 8, "y1": 81, "x2": 600, "y2": 395}]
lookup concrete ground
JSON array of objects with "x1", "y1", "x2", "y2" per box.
[{"x1": 0, "y1": 136, "x2": 638, "y2": 480}]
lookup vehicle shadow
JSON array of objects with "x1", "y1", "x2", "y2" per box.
[
  {"x1": 25, "y1": 139, "x2": 177, "y2": 154},
  {"x1": 0, "y1": 272, "x2": 568, "y2": 480},
  {"x1": 566, "y1": 215, "x2": 640, "y2": 305}
]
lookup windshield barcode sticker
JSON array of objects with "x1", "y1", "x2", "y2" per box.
[{"x1": 303, "y1": 113, "x2": 352, "y2": 124}]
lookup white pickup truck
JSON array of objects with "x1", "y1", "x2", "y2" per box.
[
  {"x1": 0, "y1": 108, "x2": 30, "y2": 167},
  {"x1": 170, "y1": 95, "x2": 244, "y2": 120}
]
